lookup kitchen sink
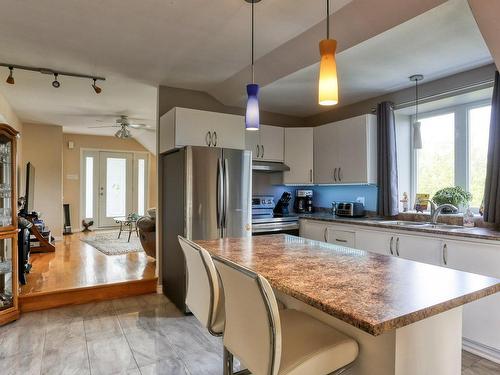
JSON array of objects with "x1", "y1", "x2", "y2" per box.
[
  {"x1": 378, "y1": 220, "x2": 471, "y2": 230},
  {"x1": 418, "y1": 223, "x2": 470, "y2": 230}
]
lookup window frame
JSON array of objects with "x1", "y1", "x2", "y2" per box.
[{"x1": 410, "y1": 98, "x2": 491, "y2": 211}]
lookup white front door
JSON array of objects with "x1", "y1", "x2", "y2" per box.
[{"x1": 98, "y1": 152, "x2": 133, "y2": 227}]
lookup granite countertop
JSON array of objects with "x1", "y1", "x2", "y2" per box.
[
  {"x1": 299, "y1": 213, "x2": 500, "y2": 241},
  {"x1": 196, "y1": 234, "x2": 500, "y2": 336}
]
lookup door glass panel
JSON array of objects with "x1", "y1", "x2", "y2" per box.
[
  {"x1": 138, "y1": 159, "x2": 145, "y2": 216},
  {"x1": 0, "y1": 238, "x2": 13, "y2": 311},
  {"x1": 106, "y1": 158, "x2": 127, "y2": 217},
  {"x1": 0, "y1": 136, "x2": 12, "y2": 227},
  {"x1": 85, "y1": 156, "x2": 94, "y2": 218}
]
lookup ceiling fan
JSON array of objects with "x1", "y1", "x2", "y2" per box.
[{"x1": 88, "y1": 115, "x2": 154, "y2": 139}]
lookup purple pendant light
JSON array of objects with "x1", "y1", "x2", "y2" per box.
[{"x1": 245, "y1": 0, "x2": 261, "y2": 131}]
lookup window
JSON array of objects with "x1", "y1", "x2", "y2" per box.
[
  {"x1": 85, "y1": 157, "x2": 94, "y2": 219},
  {"x1": 411, "y1": 101, "x2": 491, "y2": 209},
  {"x1": 137, "y1": 159, "x2": 146, "y2": 216},
  {"x1": 469, "y1": 105, "x2": 491, "y2": 208},
  {"x1": 416, "y1": 113, "x2": 455, "y2": 199}
]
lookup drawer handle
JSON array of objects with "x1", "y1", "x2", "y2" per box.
[
  {"x1": 324, "y1": 227, "x2": 328, "y2": 242},
  {"x1": 443, "y1": 243, "x2": 448, "y2": 265},
  {"x1": 395, "y1": 237, "x2": 400, "y2": 256},
  {"x1": 389, "y1": 236, "x2": 394, "y2": 255},
  {"x1": 335, "y1": 238, "x2": 348, "y2": 243}
]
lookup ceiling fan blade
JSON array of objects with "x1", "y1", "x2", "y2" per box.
[
  {"x1": 128, "y1": 123, "x2": 149, "y2": 129},
  {"x1": 88, "y1": 125, "x2": 120, "y2": 128}
]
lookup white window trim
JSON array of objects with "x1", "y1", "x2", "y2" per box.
[{"x1": 410, "y1": 98, "x2": 491, "y2": 210}]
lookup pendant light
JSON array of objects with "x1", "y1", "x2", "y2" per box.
[
  {"x1": 244, "y1": 0, "x2": 261, "y2": 131},
  {"x1": 410, "y1": 74, "x2": 424, "y2": 149},
  {"x1": 318, "y1": 0, "x2": 339, "y2": 106},
  {"x1": 6, "y1": 67, "x2": 14, "y2": 85}
]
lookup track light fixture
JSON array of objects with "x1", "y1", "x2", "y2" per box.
[
  {"x1": 92, "y1": 78, "x2": 102, "y2": 94},
  {"x1": 1, "y1": 62, "x2": 105, "y2": 93},
  {"x1": 52, "y1": 73, "x2": 61, "y2": 88},
  {"x1": 6, "y1": 67, "x2": 14, "y2": 85}
]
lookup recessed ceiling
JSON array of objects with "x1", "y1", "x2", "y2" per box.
[{"x1": 259, "y1": 0, "x2": 492, "y2": 116}]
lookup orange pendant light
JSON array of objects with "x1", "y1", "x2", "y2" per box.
[{"x1": 318, "y1": 0, "x2": 339, "y2": 106}]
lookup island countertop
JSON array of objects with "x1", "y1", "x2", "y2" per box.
[{"x1": 196, "y1": 234, "x2": 500, "y2": 336}]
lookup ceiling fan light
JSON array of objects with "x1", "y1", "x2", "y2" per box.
[
  {"x1": 115, "y1": 128, "x2": 124, "y2": 138},
  {"x1": 245, "y1": 83, "x2": 260, "y2": 131},
  {"x1": 6, "y1": 67, "x2": 14, "y2": 85},
  {"x1": 318, "y1": 39, "x2": 338, "y2": 106},
  {"x1": 52, "y1": 73, "x2": 61, "y2": 88}
]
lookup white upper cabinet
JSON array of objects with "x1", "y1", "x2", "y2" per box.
[
  {"x1": 159, "y1": 107, "x2": 245, "y2": 153},
  {"x1": 314, "y1": 114, "x2": 377, "y2": 184},
  {"x1": 245, "y1": 124, "x2": 284, "y2": 162},
  {"x1": 284, "y1": 128, "x2": 314, "y2": 184}
]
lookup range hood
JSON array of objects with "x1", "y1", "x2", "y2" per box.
[{"x1": 252, "y1": 161, "x2": 290, "y2": 172}]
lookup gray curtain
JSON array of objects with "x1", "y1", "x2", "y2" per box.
[
  {"x1": 377, "y1": 102, "x2": 399, "y2": 217},
  {"x1": 483, "y1": 71, "x2": 500, "y2": 224}
]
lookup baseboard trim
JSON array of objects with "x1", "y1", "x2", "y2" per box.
[
  {"x1": 19, "y1": 277, "x2": 158, "y2": 312},
  {"x1": 156, "y1": 283, "x2": 163, "y2": 294},
  {"x1": 463, "y1": 337, "x2": 500, "y2": 364}
]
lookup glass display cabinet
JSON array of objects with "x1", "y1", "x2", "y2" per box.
[{"x1": 0, "y1": 124, "x2": 19, "y2": 326}]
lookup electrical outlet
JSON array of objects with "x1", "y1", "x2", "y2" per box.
[{"x1": 356, "y1": 196, "x2": 365, "y2": 205}]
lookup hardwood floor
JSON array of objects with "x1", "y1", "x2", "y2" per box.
[
  {"x1": 18, "y1": 231, "x2": 157, "y2": 312},
  {"x1": 0, "y1": 294, "x2": 498, "y2": 375}
]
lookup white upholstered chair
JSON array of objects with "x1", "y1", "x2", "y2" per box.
[
  {"x1": 178, "y1": 236, "x2": 225, "y2": 336},
  {"x1": 214, "y1": 257, "x2": 359, "y2": 375}
]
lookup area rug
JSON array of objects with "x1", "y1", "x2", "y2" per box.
[{"x1": 80, "y1": 230, "x2": 144, "y2": 256}]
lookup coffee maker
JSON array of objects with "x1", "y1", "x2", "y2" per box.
[{"x1": 294, "y1": 189, "x2": 313, "y2": 213}]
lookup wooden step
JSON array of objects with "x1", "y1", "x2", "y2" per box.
[{"x1": 19, "y1": 277, "x2": 158, "y2": 312}]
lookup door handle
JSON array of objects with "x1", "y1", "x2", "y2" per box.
[
  {"x1": 261, "y1": 145, "x2": 265, "y2": 158},
  {"x1": 256, "y1": 145, "x2": 260, "y2": 158},
  {"x1": 223, "y1": 159, "x2": 230, "y2": 230},
  {"x1": 389, "y1": 236, "x2": 394, "y2": 255},
  {"x1": 395, "y1": 237, "x2": 400, "y2": 256},
  {"x1": 442, "y1": 243, "x2": 448, "y2": 265},
  {"x1": 216, "y1": 158, "x2": 223, "y2": 229},
  {"x1": 206, "y1": 131, "x2": 212, "y2": 146},
  {"x1": 324, "y1": 227, "x2": 328, "y2": 242},
  {"x1": 213, "y1": 131, "x2": 218, "y2": 147},
  {"x1": 309, "y1": 169, "x2": 313, "y2": 183},
  {"x1": 333, "y1": 168, "x2": 337, "y2": 182}
]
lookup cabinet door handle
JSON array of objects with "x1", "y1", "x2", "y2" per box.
[
  {"x1": 333, "y1": 168, "x2": 337, "y2": 182},
  {"x1": 395, "y1": 237, "x2": 400, "y2": 257},
  {"x1": 338, "y1": 167, "x2": 342, "y2": 182},
  {"x1": 324, "y1": 227, "x2": 328, "y2": 242},
  {"x1": 389, "y1": 236, "x2": 394, "y2": 255},
  {"x1": 256, "y1": 145, "x2": 260, "y2": 158},
  {"x1": 206, "y1": 131, "x2": 212, "y2": 146},
  {"x1": 309, "y1": 169, "x2": 313, "y2": 183},
  {"x1": 261, "y1": 145, "x2": 265, "y2": 158},
  {"x1": 213, "y1": 131, "x2": 218, "y2": 147},
  {"x1": 442, "y1": 243, "x2": 448, "y2": 265}
]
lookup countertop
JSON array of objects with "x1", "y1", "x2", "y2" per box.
[
  {"x1": 299, "y1": 213, "x2": 500, "y2": 241},
  {"x1": 196, "y1": 234, "x2": 500, "y2": 336}
]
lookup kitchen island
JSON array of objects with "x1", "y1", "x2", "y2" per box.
[{"x1": 196, "y1": 234, "x2": 500, "y2": 375}]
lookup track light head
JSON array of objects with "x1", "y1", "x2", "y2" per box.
[
  {"x1": 52, "y1": 73, "x2": 60, "y2": 88},
  {"x1": 6, "y1": 67, "x2": 14, "y2": 85},
  {"x1": 92, "y1": 78, "x2": 102, "y2": 94}
]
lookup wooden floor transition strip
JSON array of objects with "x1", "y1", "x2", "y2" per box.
[{"x1": 18, "y1": 277, "x2": 158, "y2": 312}]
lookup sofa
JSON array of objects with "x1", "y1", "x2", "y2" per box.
[{"x1": 136, "y1": 208, "x2": 156, "y2": 258}]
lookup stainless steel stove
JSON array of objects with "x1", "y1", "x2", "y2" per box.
[{"x1": 252, "y1": 195, "x2": 299, "y2": 235}]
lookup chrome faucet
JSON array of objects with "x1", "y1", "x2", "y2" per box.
[{"x1": 429, "y1": 200, "x2": 458, "y2": 224}]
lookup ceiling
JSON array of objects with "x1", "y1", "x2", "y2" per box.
[
  {"x1": 259, "y1": 0, "x2": 493, "y2": 116},
  {"x1": 0, "y1": 0, "x2": 493, "y2": 147}
]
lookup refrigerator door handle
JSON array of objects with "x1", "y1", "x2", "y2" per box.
[
  {"x1": 223, "y1": 158, "x2": 230, "y2": 230},
  {"x1": 216, "y1": 158, "x2": 224, "y2": 229}
]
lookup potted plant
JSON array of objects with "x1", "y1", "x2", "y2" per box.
[{"x1": 431, "y1": 186, "x2": 472, "y2": 213}]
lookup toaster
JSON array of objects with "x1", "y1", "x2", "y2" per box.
[{"x1": 336, "y1": 202, "x2": 365, "y2": 217}]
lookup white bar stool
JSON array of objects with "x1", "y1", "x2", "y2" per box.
[{"x1": 214, "y1": 257, "x2": 359, "y2": 375}]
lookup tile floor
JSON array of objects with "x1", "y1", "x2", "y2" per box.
[{"x1": 0, "y1": 293, "x2": 499, "y2": 375}]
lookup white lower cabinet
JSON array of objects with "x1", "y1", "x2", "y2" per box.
[
  {"x1": 299, "y1": 220, "x2": 327, "y2": 242},
  {"x1": 443, "y1": 239, "x2": 500, "y2": 353},
  {"x1": 355, "y1": 229, "x2": 393, "y2": 255},
  {"x1": 396, "y1": 234, "x2": 443, "y2": 265}
]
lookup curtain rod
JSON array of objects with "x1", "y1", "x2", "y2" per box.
[{"x1": 371, "y1": 78, "x2": 494, "y2": 113}]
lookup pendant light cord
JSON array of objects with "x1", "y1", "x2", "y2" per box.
[
  {"x1": 251, "y1": 0, "x2": 255, "y2": 84},
  {"x1": 326, "y1": 0, "x2": 330, "y2": 39}
]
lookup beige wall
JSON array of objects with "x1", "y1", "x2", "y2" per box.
[
  {"x1": 22, "y1": 123, "x2": 63, "y2": 236},
  {"x1": 63, "y1": 133, "x2": 156, "y2": 230}
]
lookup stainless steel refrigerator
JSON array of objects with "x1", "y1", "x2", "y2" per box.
[{"x1": 161, "y1": 146, "x2": 252, "y2": 311}]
